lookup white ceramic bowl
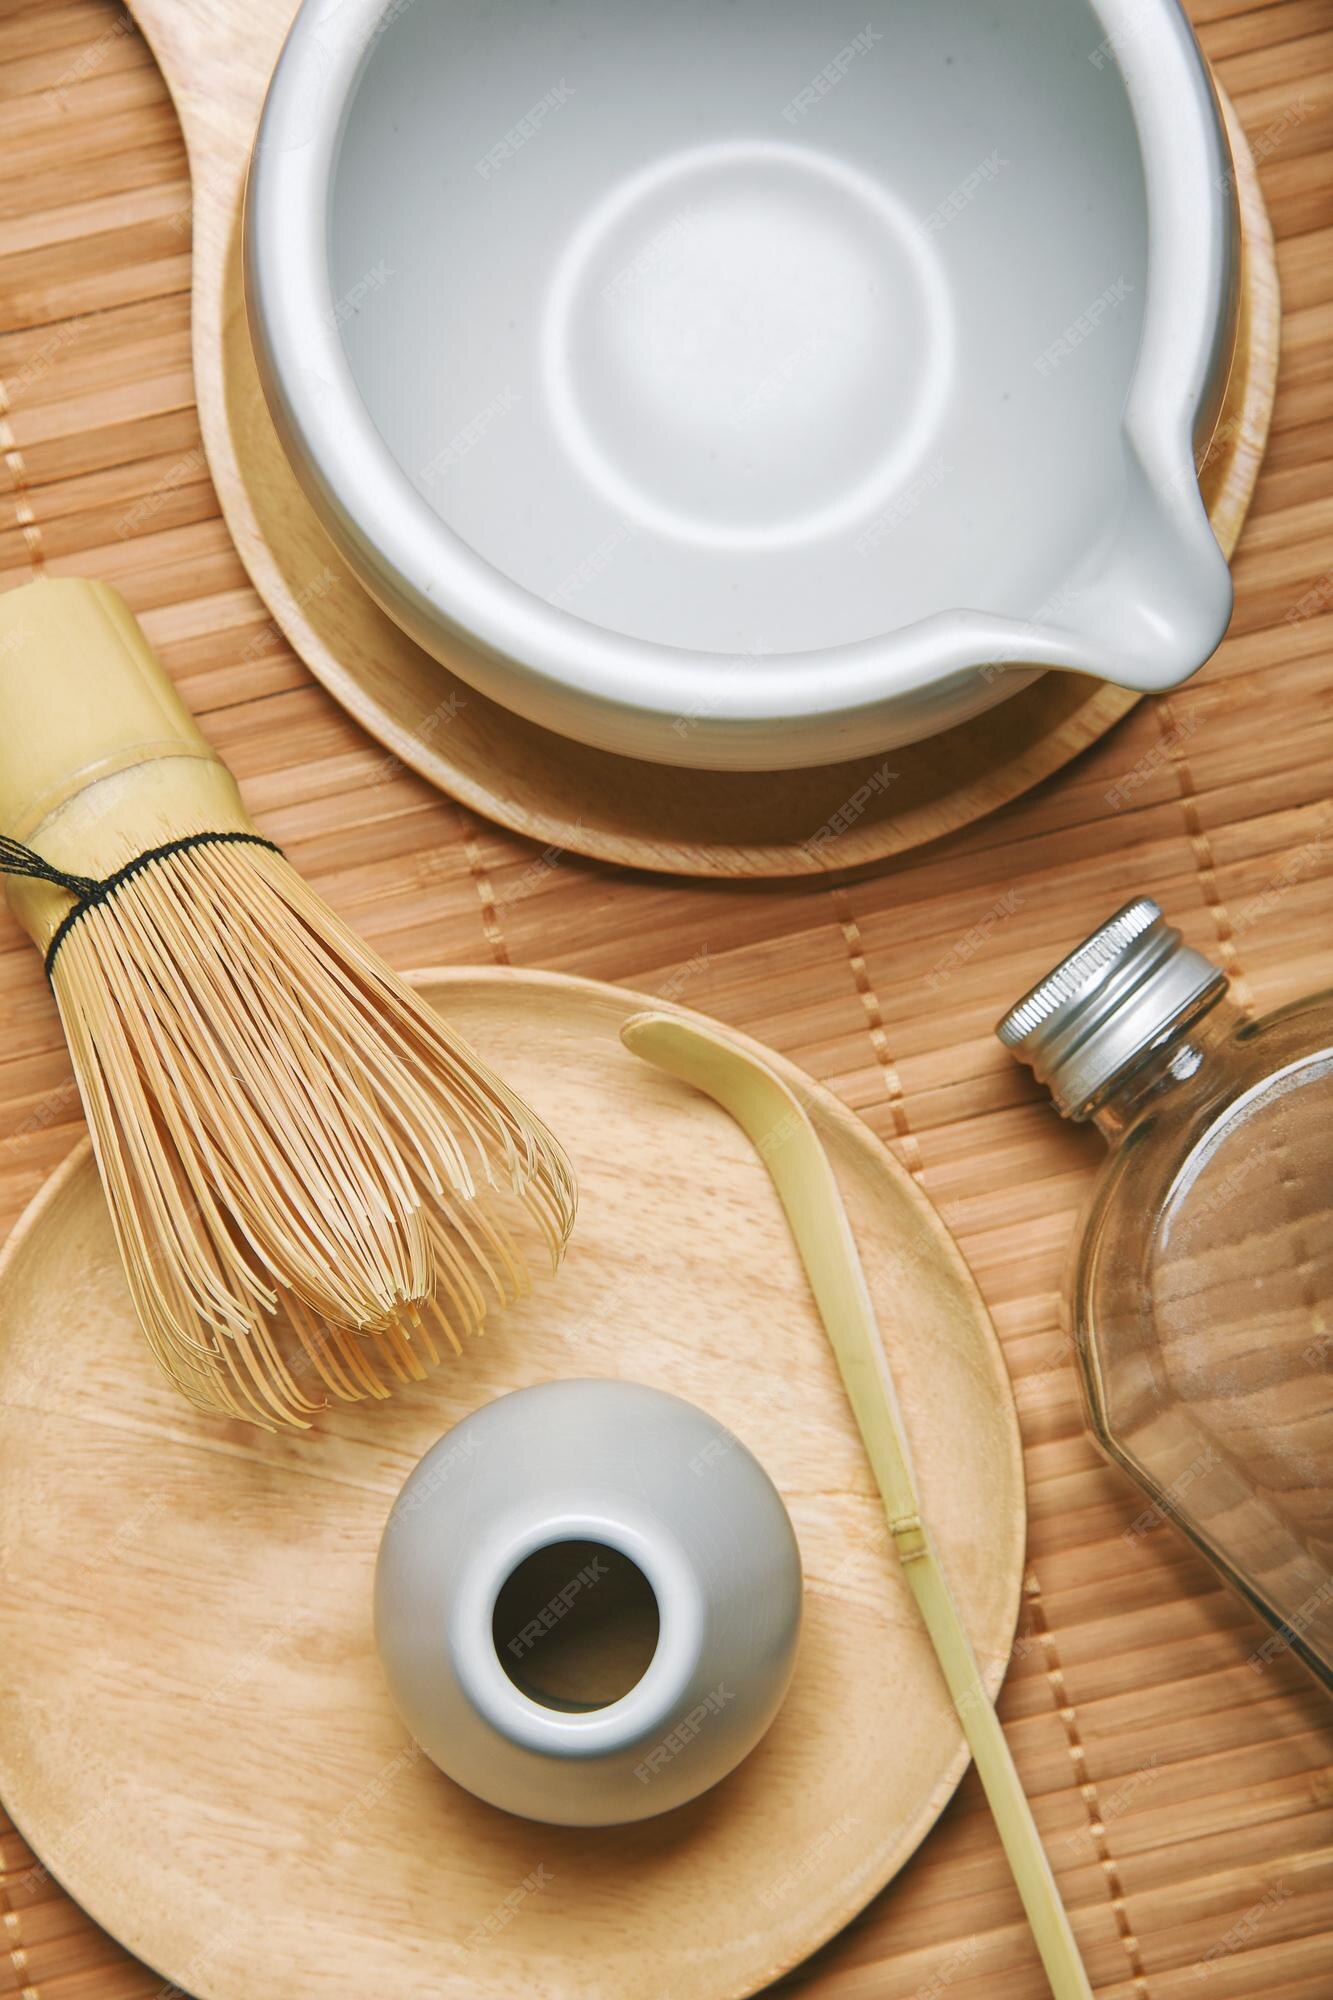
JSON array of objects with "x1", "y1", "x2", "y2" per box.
[
  {"x1": 247, "y1": 0, "x2": 1238, "y2": 771},
  {"x1": 374, "y1": 1379, "x2": 803, "y2": 1825}
]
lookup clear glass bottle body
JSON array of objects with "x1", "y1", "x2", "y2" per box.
[{"x1": 1068, "y1": 988, "x2": 1333, "y2": 1685}]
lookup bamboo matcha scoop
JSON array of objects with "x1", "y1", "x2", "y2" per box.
[
  {"x1": 0, "y1": 576, "x2": 574, "y2": 1428},
  {"x1": 621, "y1": 1010, "x2": 1093, "y2": 2000}
]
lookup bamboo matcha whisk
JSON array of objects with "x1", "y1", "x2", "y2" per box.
[{"x1": 0, "y1": 576, "x2": 575, "y2": 1429}]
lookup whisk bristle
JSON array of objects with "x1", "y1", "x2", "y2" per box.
[{"x1": 49, "y1": 840, "x2": 575, "y2": 1430}]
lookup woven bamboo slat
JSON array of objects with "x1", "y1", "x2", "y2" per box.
[{"x1": 0, "y1": 1, "x2": 1331, "y2": 1997}]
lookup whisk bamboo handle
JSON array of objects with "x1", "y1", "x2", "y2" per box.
[
  {"x1": 621, "y1": 1012, "x2": 1094, "y2": 2000},
  {"x1": 0, "y1": 576, "x2": 255, "y2": 949}
]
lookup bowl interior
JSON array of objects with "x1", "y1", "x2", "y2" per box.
[{"x1": 330, "y1": 0, "x2": 1148, "y2": 660}]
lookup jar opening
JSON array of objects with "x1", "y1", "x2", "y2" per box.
[{"x1": 491, "y1": 1537, "x2": 661, "y2": 1712}]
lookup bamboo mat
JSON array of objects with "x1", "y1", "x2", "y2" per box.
[{"x1": 1, "y1": 0, "x2": 1331, "y2": 1995}]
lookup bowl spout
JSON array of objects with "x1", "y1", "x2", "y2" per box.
[{"x1": 1038, "y1": 441, "x2": 1234, "y2": 695}]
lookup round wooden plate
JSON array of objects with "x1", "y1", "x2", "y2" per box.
[
  {"x1": 128, "y1": 0, "x2": 1278, "y2": 876},
  {"x1": 0, "y1": 969, "x2": 1024, "y2": 2000}
]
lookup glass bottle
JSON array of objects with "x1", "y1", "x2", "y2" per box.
[{"x1": 998, "y1": 898, "x2": 1332, "y2": 1687}]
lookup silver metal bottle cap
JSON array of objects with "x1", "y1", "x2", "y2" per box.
[{"x1": 996, "y1": 899, "x2": 1227, "y2": 1119}]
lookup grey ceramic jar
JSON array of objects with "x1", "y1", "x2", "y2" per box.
[{"x1": 374, "y1": 1378, "x2": 802, "y2": 1825}]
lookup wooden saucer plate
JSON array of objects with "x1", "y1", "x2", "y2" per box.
[
  {"x1": 127, "y1": 0, "x2": 1279, "y2": 876},
  {"x1": 0, "y1": 968, "x2": 1025, "y2": 2000}
]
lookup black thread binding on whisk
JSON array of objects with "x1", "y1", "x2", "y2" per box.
[{"x1": 0, "y1": 831, "x2": 284, "y2": 977}]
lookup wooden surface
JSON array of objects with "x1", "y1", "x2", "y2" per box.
[
  {"x1": 128, "y1": 0, "x2": 1278, "y2": 878},
  {"x1": 0, "y1": 0, "x2": 1331, "y2": 1996},
  {"x1": 0, "y1": 967, "x2": 1027, "y2": 2000}
]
